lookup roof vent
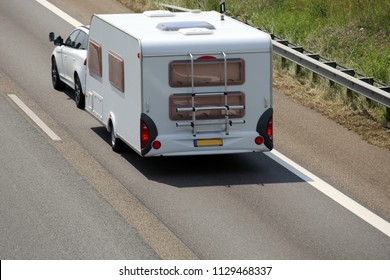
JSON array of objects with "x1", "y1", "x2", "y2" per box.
[
  {"x1": 156, "y1": 21, "x2": 215, "y2": 31},
  {"x1": 143, "y1": 10, "x2": 175, "y2": 17},
  {"x1": 178, "y1": 28, "x2": 214, "y2": 35}
]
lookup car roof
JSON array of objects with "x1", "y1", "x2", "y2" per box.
[{"x1": 78, "y1": 25, "x2": 90, "y2": 33}]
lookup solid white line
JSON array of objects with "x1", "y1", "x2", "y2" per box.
[
  {"x1": 35, "y1": 0, "x2": 390, "y2": 238},
  {"x1": 35, "y1": 0, "x2": 82, "y2": 27},
  {"x1": 265, "y1": 149, "x2": 390, "y2": 237},
  {"x1": 8, "y1": 94, "x2": 61, "y2": 142}
]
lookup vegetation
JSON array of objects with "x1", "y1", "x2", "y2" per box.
[
  {"x1": 118, "y1": 0, "x2": 390, "y2": 149},
  {"x1": 120, "y1": 0, "x2": 389, "y2": 82}
]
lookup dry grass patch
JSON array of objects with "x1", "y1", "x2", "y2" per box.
[
  {"x1": 273, "y1": 66, "x2": 390, "y2": 150},
  {"x1": 117, "y1": 0, "x2": 158, "y2": 12}
]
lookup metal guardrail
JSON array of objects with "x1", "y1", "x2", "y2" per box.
[{"x1": 161, "y1": 4, "x2": 390, "y2": 109}]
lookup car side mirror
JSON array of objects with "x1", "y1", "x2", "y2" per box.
[
  {"x1": 55, "y1": 36, "x2": 64, "y2": 46},
  {"x1": 49, "y1": 32, "x2": 64, "y2": 46}
]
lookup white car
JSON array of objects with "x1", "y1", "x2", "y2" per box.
[{"x1": 49, "y1": 26, "x2": 89, "y2": 109}]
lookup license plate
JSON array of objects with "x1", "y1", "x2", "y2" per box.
[{"x1": 194, "y1": 138, "x2": 223, "y2": 147}]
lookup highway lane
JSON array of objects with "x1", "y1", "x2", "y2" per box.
[
  {"x1": 0, "y1": 93, "x2": 160, "y2": 259},
  {"x1": 0, "y1": 0, "x2": 389, "y2": 259}
]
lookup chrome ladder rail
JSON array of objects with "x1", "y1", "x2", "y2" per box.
[{"x1": 177, "y1": 52, "x2": 244, "y2": 136}]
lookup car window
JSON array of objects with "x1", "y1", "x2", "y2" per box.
[
  {"x1": 75, "y1": 31, "x2": 88, "y2": 50},
  {"x1": 64, "y1": 30, "x2": 80, "y2": 49}
]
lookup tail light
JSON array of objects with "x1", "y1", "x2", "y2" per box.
[
  {"x1": 84, "y1": 59, "x2": 87, "y2": 66},
  {"x1": 140, "y1": 120, "x2": 149, "y2": 148},
  {"x1": 197, "y1": 55, "x2": 216, "y2": 60},
  {"x1": 267, "y1": 115, "x2": 273, "y2": 142},
  {"x1": 256, "y1": 108, "x2": 273, "y2": 150}
]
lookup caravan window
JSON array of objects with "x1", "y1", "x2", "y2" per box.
[
  {"x1": 169, "y1": 92, "x2": 245, "y2": 120},
  {"x1": 108, "y1": 51, "x2": 124, "y2": 92},
  {"x1": 88, "y1": 40, "x2": 102, "y2": 78},
  {"x1": 169, "y1": 58, "x2": 245, "y2": 88}
]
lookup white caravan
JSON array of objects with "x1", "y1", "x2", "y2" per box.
[{"x1": 85, "y1": 10, "x2": 273, "y2": 156}]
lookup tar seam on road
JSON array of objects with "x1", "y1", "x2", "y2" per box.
[{"x1": 8, "y1": 94, "x2": 61, "y2": 141}]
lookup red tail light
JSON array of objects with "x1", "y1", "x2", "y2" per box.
[
  {"x1": 84, "y1": 59, "x2": 87, "y2": 66},
  {"x1": 197, "y1": 55, "x2": 216, "y2": 60},
  {"x1": 267, "y1": 116, "x2": 273, "y2": 142},
  {"x1": 140, "y1": 120, "x2": 149, "y2": 148}
]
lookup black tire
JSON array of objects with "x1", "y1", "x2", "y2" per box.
[
  {"x1": 51, "y1": 57, "x2": 65, "y2": 90},
  {"x1": 109, "y1": 122, "x2": 125, "y2": 153},
  {"x1": 74, "y1": 74, "x2": 85, "y2": 109}
]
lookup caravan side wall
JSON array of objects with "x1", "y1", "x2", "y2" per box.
[{"x1": 86, "y1": 16, "x2": 142, "y2": 153}]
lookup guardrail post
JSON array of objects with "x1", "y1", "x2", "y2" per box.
[
  {"x1": 342, "y1": 69, "x2": 356, "y2": 102},
  {"x1": 307, "y1": 54, "x2": 320, "y2": 83},
  {"x1": 380, "y1": 87, "x2": 390, "y2": 122},
  {"x1": 360, "y1": 77, "x2": 375, "y2": 105},
  {"x1": 277, "y1": 40, "x2": 289, "y2": 69},
  {"x1": 292, "y1": 47, "x2": 304, "y2": 75},
  {"x1": 324, "y1": 61, "x2": 337, "y2": 87}
]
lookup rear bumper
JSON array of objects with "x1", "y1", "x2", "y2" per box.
[
  {"x1": 144, "y1": 131, "x2": 271, "y2": 157},
  {"x1": 141, "y1": 108, "x2": 273, "y2": 157}
]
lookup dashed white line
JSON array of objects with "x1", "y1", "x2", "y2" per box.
[{"x1": 8, "y1": 94, "x2": 61, "y2": 141}]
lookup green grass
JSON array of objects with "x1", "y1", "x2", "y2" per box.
[{"x1": 157, "y1": 0, "x2": 389, "y2": 85}]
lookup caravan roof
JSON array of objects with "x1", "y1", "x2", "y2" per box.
[{"x1": 92, "y1": 11, "x2": 272, "y2": 56}]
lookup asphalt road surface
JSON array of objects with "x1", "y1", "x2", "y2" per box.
[{"x1": 0, "y1": 0, "x2": 389, "y2": 259}]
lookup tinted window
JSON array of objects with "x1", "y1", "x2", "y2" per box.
[
  {"x1": 75, "y1": 31, "x2": 88, "y2": 50},
  {"x1": 65, "y1": 30, "x2": 80, "y2": 48},
  {"x1": 169, "y1": 59, "x2": 245, "y2": 87}
]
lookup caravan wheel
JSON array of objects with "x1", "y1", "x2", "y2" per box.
[{"x1": 110, "y1": 122, "x2": 124, "y2": 153}]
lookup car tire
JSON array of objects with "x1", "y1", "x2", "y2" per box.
[
  {"x1": 74, "y1": 74, "x2": 85, "y2": 109},
  {"x1": 51, "y1": 57, "x2": 65, "y2": 90}
]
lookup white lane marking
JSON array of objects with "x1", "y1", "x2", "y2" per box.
[
  {"x1": 35, "y1": 0, "x2": 82, "y2": 27},
  {"x1": 35, "y1": 0, "x2": 390, "y2": 237},
  {"x1": 266, "y1": 149, "x2": 390, "y2": 237},
  {"x1": 8, "y1": 94, "x2": 61, "y2": 141}
]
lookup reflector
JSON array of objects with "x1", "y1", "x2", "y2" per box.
[
  {"x1": 152, "y1": 141, "x2": 161, "y2": 150},
  {"x1": 255, "y1": 136, "x2": 264, "y2": 145}
]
